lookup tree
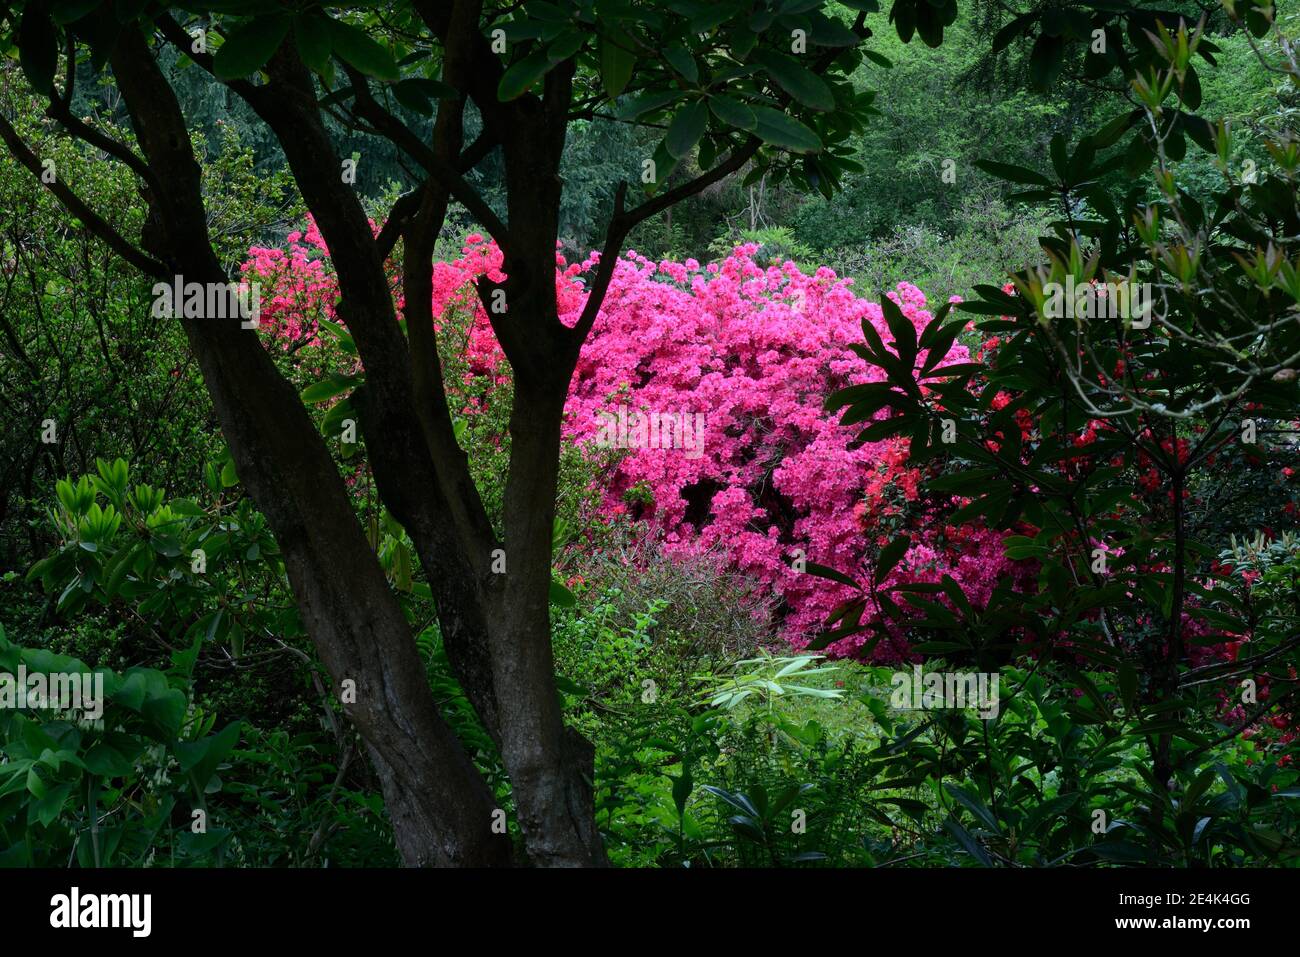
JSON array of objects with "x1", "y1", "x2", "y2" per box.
[
  {"x1": 0, "y1": 0, "x2": 1232, "y2": 866},
  {"x1": 0, "y1": 0, "x2": 887, "y2": 866}
]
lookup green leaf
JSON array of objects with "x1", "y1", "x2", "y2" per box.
[
  {"x1": 879, "y1": 293, "x2": 917, "y2": 369},
  {"x1": 803, "y1": 561, "x2": 860, "y2": 590},
  {"x1": 944, "y1": 783, "x2": 1001, "y2": 834},
  {"x1": 326, "y1": 19, "x2": 399, "y2": 82},
  {"x1": 664, "y1": 44, "x2": 698, "y2": 83},
  {"x1": 942, "y1": 816, "x2": 992, "y2": 866},
  {"x1": 752, "y1": 106, "x2": 822, "y2": 153},
  {"x1": 301, "y1": 372, "x2": 361, "y2": 404},
  {"x1": 874, "y1": 535, "x2": 910, "y2": 581},
  {"x1": 808, "y1": 13, "x2": 861, "y2": 47},
  {"x1": 391, "y1": 80, "x2": 433, "y2": 115},
  {"x1": 18, "y1": 5, "x2": 58, "y2": 96},
  {"x1": 175, "y1": 722, "x2": 241, "y2": 796},
  {"x1": 547, "y1": 29, "x2": 584, "y2": 64},
  {"x1": 213, "y1": 17, "x2": 291, "y2": 80},
  {"x1": 83, "y1": 741, "x2": 137, "y2": 778},
  {"x1": 708, "y1": 94, "x2": 757, "y2": 131},
  {"x1": 548, "y1": 578, "x2": 577, "y2": 607},
  {"x1": 293, "y1": 15, "x2": 334, "y2": 74},
  {"x1": 498, "y1": 47, "x2": 551, "y2": 101},
  {"x1": 51, "y1": 0, "x2": 99, "y2": 26},
  {"x1": 973, "y1": 159, "x2": 1052, "y2": 187},
  {"x1": 614, "y1": 89, "x2": 678, "y2": 120},
  {"x1": 665, "y1": 100, "x2": 708, "y2": 159},
  {"x1": 599, "y1": 29, "x2": 635, "y2": 99},
  {"x1": 753, "y1": 50, "x2": 835, "y2": 111},
  {"x1": 1028, "y1": 34, "x2": 1064, "y2": 90}
]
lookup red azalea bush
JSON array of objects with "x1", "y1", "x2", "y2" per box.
[{"x1": 244, "y1": 224, "x2": 1027, "y2": 659}]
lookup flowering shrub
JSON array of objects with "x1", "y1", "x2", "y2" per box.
[{"x1": 244, "y1": 226, "x2": 1023, "y2": 659}]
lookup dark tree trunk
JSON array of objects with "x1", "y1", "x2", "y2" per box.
[
  {"x1": 105, "y1": 31, "x2": 513, "y2": 867},
  {"x1": 488, "y1": 375, "x2": 606, "y2": 866}
]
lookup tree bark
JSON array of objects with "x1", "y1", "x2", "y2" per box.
[{"x1": 106, "y1": 28, "x2": 512, "y2": 867}]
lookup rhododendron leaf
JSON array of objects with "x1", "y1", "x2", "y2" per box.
[
  {"x1": 803, "y1": 562, "x2": 860, "y2": 591},
  {"x1": 212, "y1": 17, "x2": 290, "y2": 80},
  {"x1": 857, "y1": 314, "x2": 887, "y2": 359},
  {"x1": 391, "y1": 79, "x2": 434, "y2": 115},
  {"x1": 862, "y1": 48, "x2": 893, "y2": 70},
  {"x1": 837, "y1": 396, "x2": 886, "y2": 426},
  {"x1": 547, "y1": 578, "x2": 577, "y2": 607},
  {"x1": 919, "y1": 320, "x2": 965, "y2": 375},
  {"x1": 990, "y1": 13, "x2": 1031, "y2": 53},
  {"x1": 301, "y1": 373, "x2": 362, "y2": 404},
  {"x1": 752, "y1": 50, "x2": 835, "y2": 112},
  {"x1": 17, "y1": 5, "x2": 58, "y2": 96},
  {"x1": 891, "y1": 0, "x2": 916, "y2": 43},
  {"x1": 807, "y1": 12, "x2": 861, "y2": 47},
  {"x1": 923, "y1": 361, "x2": 982, "y2": 379},
  {"x1": 857, "y1": 415, "x2": 910, "y2": 441},
  {"x1": 916, "y1": 302, "x2": 954, "y2": 347},
  {"x1": 873, "y1": 535, "x2": 910, "y2": 582},
  {"x1": 751, "y1": 107, "x2": 822, "y2": 153},
  {"x1": 599, "y1": 28, "x2": 635, "y2": 99},
  {"x1": 292, "y1": 15, "x2": 333, "y2": 74},
  {"x1": 219, "y1": 460, "x2": 238, "y2": 488},
  {"x1": 327, "y1": 19, "x2": 399, "y2": 82},
  {"x1": 665, "y1": 101, "x2": 708, "y2": 159},
  {"x1": 51, "y1": 0, "x2": 100, "y2": 26},
  {"x1": 879, "y1": 294, "x2": 917, "y2": 370},
  {"x1": 547, "y1": 29, "x2": 584, "y2": 64},
  {"x1": 1029, "y1": 33, "x2": 1064, "y2": 90},
  {"x1": 663, "y1": 44, "x2": 698, "y2": 83},
  {"x1": 825, "y1": 380, "x2": 891, "y2": 413},
  {"x1": 973, "y1": 159, "x2": 1052, "y2": 187},
  {"x1": 615, "y1": 89, "x2": 678, "y2": 121},
  {"x1": 950, "y1": 490, "x2": 1010, "y2": 524},
  {"x1": 707, "y1": 95, "x2": 757, "y2": 132}
]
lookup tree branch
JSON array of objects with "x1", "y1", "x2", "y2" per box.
[{"x1": 0, "y1": 112, "x2": 167, "y2": 277}]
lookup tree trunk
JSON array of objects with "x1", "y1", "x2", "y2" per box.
[{"x1": 486, "y1": 372, "x2": 606, "y2": 866}]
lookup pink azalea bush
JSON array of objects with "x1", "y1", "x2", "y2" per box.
[{"x1": 244, "y1": 224, "x2": 1026, "y2": 659}]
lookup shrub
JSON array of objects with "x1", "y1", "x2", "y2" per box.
[{"x1": 248, "y1": 228, "x2": 1023, "y2": 657}]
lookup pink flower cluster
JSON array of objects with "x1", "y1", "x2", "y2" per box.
[
  {"x1": 243, "y1": 219, "x2": 336, "y2": 346},
  {"x1": 245, "y1": 226, "x2": 1024, "y2": 658}
]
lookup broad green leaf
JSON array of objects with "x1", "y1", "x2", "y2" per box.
[
  {"x1": 708, "y1": 94, "x2": 757, "y2": 131},
  {"x1": 327, "y1": 18, "x2": 399, "y2": 82},
  {"x1": 752, "y1": 106, "x2": 822, "y2": 153},
  {"x1": 498, "y1": 48, "x2": 551, "y2": 101},
  {"x1": 18, "y1": 6, "x2": 58, "y2": 96},
  {"x1": 301, "y1": 372, "x2": 361, "y2": 403},
  {"x1": 666, "y1": 100, "x2": 708, "y2": 159},
  {"x1": 599, "y1": 29, "x2": 635, "y2": 99},
  {"x1": 213, "y1": 17, "x2": 291, "y2": 80},
  {"x1": 292, "y1": 15, "x2": 333, "y2": 74},
  {"x1": 753, "y1": 50, "x2": 835, "y2": 111}
]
